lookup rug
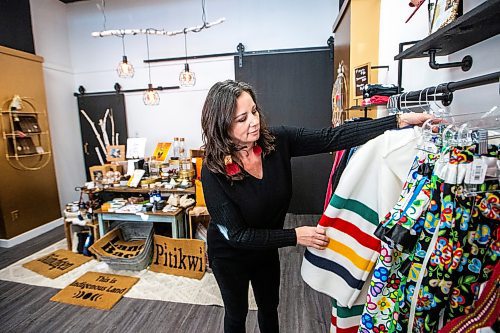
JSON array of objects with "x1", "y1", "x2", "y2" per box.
[
  {"x1": 50, "y1": 271, "x2": 139, "y2": 310},
  {"x1": 0, "y1": 239, "x2": 257, "y2": 310},
  {"x1": 22, "y1": 249, "x2": 92, "y2": 279}
]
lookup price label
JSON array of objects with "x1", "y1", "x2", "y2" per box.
[{"x1": 465, "y1": 157, "x2": 487, "y2": 184}]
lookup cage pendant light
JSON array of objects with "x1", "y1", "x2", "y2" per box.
[
  {"x1": 117, "y1": 35, "x2": 134, "y2": 78},
  {"x1": 179, "y1": 30, "x2": 196, "y2": 87},
  {"x1": 143, "y1": 33, "x2": 160, "y2": 106}
]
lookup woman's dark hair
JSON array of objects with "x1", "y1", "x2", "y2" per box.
[{"x1": 201, "y1": 80, "x2": 275, "y2": 180}]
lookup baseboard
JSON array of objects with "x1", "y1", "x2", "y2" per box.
[{"x1": 0, "y1": 218, "x2": 64, "y2": 248}]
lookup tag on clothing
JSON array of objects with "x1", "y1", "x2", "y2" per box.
[
  {"x1": 465, "y1": 157, "x2": 487, "y2": 184},
  {"x1": 423, "y1": 142, "x2": 438, "y2": 154}
]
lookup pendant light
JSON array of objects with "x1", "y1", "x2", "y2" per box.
[
  {"x1": 117, "y1": 35, "x2": 134, "y2": 78},
  {"x1": 179, "y1": 30, "x2": 196, "y2": 87},
  {"x1": 143, "y1": 33, "x2": 160, "y2": 106}
]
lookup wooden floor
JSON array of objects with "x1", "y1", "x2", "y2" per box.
[{"x1": 0, "y1": 215, "x2": 331, "y2": 333}]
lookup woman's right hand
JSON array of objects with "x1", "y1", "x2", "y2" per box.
[{"x1": 295, "y1": 226, "x2": 329, "y2": 250}]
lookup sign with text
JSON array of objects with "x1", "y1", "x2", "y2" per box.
[
  {"x1": 50, "y1": 272, "x2": 139, "y2": 310},
  {"x1": 150, "y1": 235, "x2": 206, "y2": 280},
  {"x1": 354, "y1": 63, "x2": 371, "y2": 98},
  {"x1": 152, "y1": 142, "x2": 172, "y2": 162},
  {"x1": 22, "y1": 249, "x2": 91, "y2": 279}
]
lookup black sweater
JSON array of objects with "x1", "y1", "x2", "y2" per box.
[{"x1": 201, "y1": 115, "x2": 398, "y2": 259}]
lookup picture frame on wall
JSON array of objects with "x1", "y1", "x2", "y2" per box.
[
  {"x1": 430, "y1": 0, "x2": 461, "y2": 34},
  {"x1": 106, "y1": 145, "x2": 126, "y2": 162}
]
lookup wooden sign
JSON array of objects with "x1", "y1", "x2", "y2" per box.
[
  {"x1": 150, "y1": 235, "x2": 206, "y2": 280},
  {"x1": 50, "y1": 272, "x2": 139, "y2": 310},
  {"x1": 354, "y1": 63, "x2": 371, "y2": 98}
]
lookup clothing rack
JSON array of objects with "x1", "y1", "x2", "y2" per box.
[{"x1": 392, "y1": 71, "x2": 499, "y2": 111}]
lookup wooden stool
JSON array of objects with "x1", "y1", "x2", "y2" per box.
[
  {"x1": 63, "y1": 211, "x2": 100, "y2": 251},
  {"x1": 186, "y1": 206, "x2": 210, "y2": 239}
]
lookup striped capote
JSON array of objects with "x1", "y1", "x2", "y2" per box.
[{"x1": 301, "y1": 127, "x2": 422, "y2": 333}]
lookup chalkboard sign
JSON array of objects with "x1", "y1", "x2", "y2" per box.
[{"x1": 354, "y1": 63, "x2": 370, "y2": 98}]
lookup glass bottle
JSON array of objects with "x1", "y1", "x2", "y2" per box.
[
  {"x1": 179, "y1": 137, "x2": 186, "y2": 159},
  {"x1": 173, "y1": 137, "x2": 179, "y2": 158}
]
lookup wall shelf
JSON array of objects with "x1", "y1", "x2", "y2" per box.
[
  {"x1": 394, "y1": 0, "x2": 500, "y2": 60},
  {"x1": 0, "y1": 97, "x2": 52, "y2": 170}
]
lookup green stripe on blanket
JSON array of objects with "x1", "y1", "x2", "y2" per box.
[
  {"x1": 332, "y1": 298, "x2": 365, "y2": 318},
  {"x1": 329, "y1": 195, "x2": 378, "y2": 226}
]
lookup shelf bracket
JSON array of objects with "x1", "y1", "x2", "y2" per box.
[{"x1": 427, "y1": 49, "x2": 473, "y2": 71}]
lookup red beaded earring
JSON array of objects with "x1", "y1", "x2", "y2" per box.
[{"x1": 224, "y1": 155, "x2": 241, "y2": 176}]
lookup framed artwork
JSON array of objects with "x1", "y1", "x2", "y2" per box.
[
  {"x1": 89, "y1": 165, "x2": 106, "y2": 182},
  {"x1": 430, "y1": 0, "x2": 461, "y2": 34},
  {"x1": 106, "y1": 145, "x2": 126, "y2": 162}
]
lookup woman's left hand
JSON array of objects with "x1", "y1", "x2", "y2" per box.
[{"x1": 398, "y1": 112, "x2": 435, "y2": 128}]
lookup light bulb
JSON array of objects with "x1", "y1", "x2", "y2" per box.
[
  {"x1": 143, "y1": 84, "x2": 160, "y2": 106},
  {"x1": 179, "y1": 63, "x2": 196, "y2": 87},
  {"x1": 117, "y1": 56, "x2": 134, "y2": 78}
]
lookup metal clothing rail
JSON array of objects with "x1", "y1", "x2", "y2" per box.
[{"x1": 393, "y1": 71, "x2": 499, "y2": 109}]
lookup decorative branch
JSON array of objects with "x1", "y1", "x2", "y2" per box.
[
  {"x1": 80, "y1": 109, "x2": 106, "y2": 155},
  {"x1": 110, "y1": 108, "x2": 116, "y2": 146},
  {"x1": 95, "y1": 147, "x2": 105, "y2": 165},
  {"x1": 100, "y1": 109, "x2": 111, "y2": 148},
  {"x1": 91, "y1": 18, "x2": 225, "y2": 37}
]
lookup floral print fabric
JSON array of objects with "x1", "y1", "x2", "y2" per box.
[{"x1": 359, "y1": 145, "x2": 499, "y2": 333}]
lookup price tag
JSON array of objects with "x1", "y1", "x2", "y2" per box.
[{"x1": 465, "y1": 157, "x2": 487, "y2": 184}]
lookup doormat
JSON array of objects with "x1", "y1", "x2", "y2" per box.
[
  {"x1": 22, "y1": 249, "x2": 92, "y2": 279},
  {"x1": 50, "y1": 271, "x2": 139, "y2": 310},
  {"x1": 150, "y1": 235, "x2": 206, "y2": 280},
  {"x1": 89, "y1": 228, "x2": 146, "y2": 259}
]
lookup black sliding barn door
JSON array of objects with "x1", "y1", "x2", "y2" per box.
[
  {"x1": 77, "y1": 94, "x2": 128, "y2": 180},
  {"x1": 235, "y1": 50, "x2": 334, "y2": 214}
]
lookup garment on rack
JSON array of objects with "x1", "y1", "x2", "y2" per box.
[
  {"x1": 363, "y1": 84, "x2": 400, "y2": 98},
  {"x1": 324, "y1": 150, "x2": 346, "y2": 210},
  {"x1": 362, "y1": 95, "x2": 390, "y2": 106},
  {"x1": 301, "y1": 127, "x2": 422, "y2": 332},
  {"x1": 358, "y1": 141, "x2": 500, "y2": 333},
  {"x1": 438, "y1": 261, "x2": 500, "y2": 333}
]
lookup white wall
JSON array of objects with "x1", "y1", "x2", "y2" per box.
[
  {"x1": 30, "y1": 0, "x2": 338, "y2": 210},
  {"x1": 31, "y1": 0, "x2": 87, "y2": 209},
  {"x1": 66, "y1": 0, "x2": 338, "y2": 154},
  {"x1": 378, "y1": 0, "x2": 499, "y2": 115}
]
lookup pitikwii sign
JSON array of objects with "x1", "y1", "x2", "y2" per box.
[{"x1": 150, "y1": 235, "x2": 206, "y2": 280}]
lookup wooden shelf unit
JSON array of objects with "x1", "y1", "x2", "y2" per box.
[
  {"x1": 395, "y1": 0, "x2": 500, "y2": 60},
  {"x1": 0, "y1": 97, "x2": 52, "y2": 170}
]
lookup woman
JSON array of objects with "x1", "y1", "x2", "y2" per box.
[{"x1": 201, "y1": 80, "x2": 431, "y2": 333}]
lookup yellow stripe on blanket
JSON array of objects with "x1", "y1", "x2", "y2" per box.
[{"x1": 326, "y1": 238, "x2": 376, "y2": 272}]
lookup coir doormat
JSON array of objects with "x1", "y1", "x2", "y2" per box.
[
  {"x1": 50, "y1": 271, "x2": 139, "y2": 310},
  {"x1": 150, "y1": 235, "x2": 206, "y2": 280},
  {"x1": 22, "y1": 249, "x2": 92, "y2": 279}
]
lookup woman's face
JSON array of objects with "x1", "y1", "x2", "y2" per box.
[{"x1": 228, "y1": 91, "x2": 260, "y2": 147}]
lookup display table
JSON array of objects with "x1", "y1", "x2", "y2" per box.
[
  {"x1": 95, "y1": 207, "x2": 185, "y2": 238},
  {"x1": 87, "y1": 185, "x2": 195, "y2": 195}
]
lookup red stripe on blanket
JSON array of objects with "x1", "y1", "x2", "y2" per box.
[
  {"x1": 319, "y1": 216, "x2": 380, "y2": 251},
  {"x1": 331, "y1": 315, "x2": 360, "y2": 333}
]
